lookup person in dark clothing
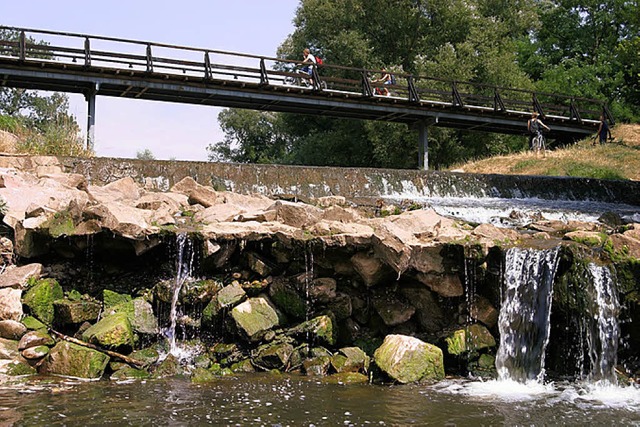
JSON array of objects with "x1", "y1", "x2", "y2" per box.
[
  {"x1": 527, "y1": 112, "x2": 550, "y2": 150},
  {"x1": 594, "y1": 114, "x2": 612, "y2": 145}
]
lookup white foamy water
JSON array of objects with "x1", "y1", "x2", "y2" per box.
[
  {"x1": 383, "y1": 195, "x2": 639, "y2": 227},
  {"x1": 435, "y1": 378, "x2": 640, "y2": 411}
]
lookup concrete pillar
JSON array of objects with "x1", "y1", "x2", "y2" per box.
[
  {"x1": 418, "y1": 121, "x2": 428, "y2": 170},
  {"x1": 85, "y1": 84, "x2": 97, "y2": 151}
]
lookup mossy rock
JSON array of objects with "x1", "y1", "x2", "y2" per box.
[
  {"x1": 110, "y1": 367, "x2": 151, "y2": 381},
  {"x1": 82, "y1": 312, "x2": 135, "y2": 350},
  {"x1": 303, "y1": 355, "x2": 332, "y2": 376},
  {"x1": 374, "y1": 334, "x2": 445, "y2": 384},
  {"x1": 287, "y1": 315, "x2": 336, "y2": 347},
  {"x1": 324, "y1": 372, "x2": 369, "y2": 384},
  {"x1": 40, "y1": 341, "x2": 110, "y2": 379},
  {"x1": 268, "y1": 278, "x2": 306, "y2": 320},
  {"x1": 253, "y1": 342, "x2": 294, "y2": 370},
  {"x1": 103, "y1": 290, "x2": 132, "y2": 311},
  {"x1": 230, "y1": 297, "x2": 281, "y2": 342},
  {"x1": 331, "y1": 347, "x2": 370, "y2": 374},
  {"x1": 191, "y1": 367, "x2": 217, "y2": 383},
  {"x1": 5, "y1": 361, "x2": 37, "y2": 376},
  {"x1": 152, "y1": 354, "x2": 181, "y2": 378},
  {"x1": 129, "y1": 347, "x2": 160, "y2": 367},
  {"x1": 21, "y1": 316, "x2": 46, "y2": 331},
  {"x1": 445, "y1": 324, "x2": 496, "y2": 356},
  {"x1": 48, "y1": 210, "x2": 76, "y2": 238},
  {"x1": 53, "y1": 298, "x2": 101, "y2": 325},
  {"x1": 230, "y1": 359, "x2": 255, "y2": 373},
  {"x1": 22, "y1": 278, "x2": 64, "y2": 326}
]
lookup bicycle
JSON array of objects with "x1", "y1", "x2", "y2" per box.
[{"x1": 532, "y1": 131, "x2": 546, "y2": 156}]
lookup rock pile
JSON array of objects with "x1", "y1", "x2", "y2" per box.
[{"x1": 0, "y1": 164, "x2": 636, "y2": 383}]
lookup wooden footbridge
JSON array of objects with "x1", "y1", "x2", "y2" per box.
[{"x1": 0, "y1": 26, "x2": 612, "y2": 169}]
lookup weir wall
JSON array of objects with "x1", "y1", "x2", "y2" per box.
[{"x1": 2, "y1": 155, "x2": 639, "y2": 207}]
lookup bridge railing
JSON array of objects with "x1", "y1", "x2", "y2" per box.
[{"x1": 0, "y1": 26, "x2": 610, "y2": 124}]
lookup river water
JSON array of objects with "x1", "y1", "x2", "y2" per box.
[{"x1": 1, "y1": 374, "x2": 639, "y2": 426}]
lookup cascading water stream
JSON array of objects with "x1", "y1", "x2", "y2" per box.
[
  {"x1": 166, "y1": 232, "x2": 195, "y2": 356},
  {"x1": 585, "y1": 263, "x2": 620, "y2": 384},
  {"x1": 496, "y1": 247, "x2": 560, "y2": 383}
]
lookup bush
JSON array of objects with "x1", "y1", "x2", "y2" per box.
[
  {"x1": 16, "y1": 119, "x2": 93, "y2": 157},
  {"x1": 0, "y1": 115, "x2": 19, "y2": 133}
]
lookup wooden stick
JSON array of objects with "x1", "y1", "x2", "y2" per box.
[{"x1": 48, "y1": 329, "x2": 146, "y2": 369}]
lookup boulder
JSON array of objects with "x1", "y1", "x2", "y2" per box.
[
  {"x1": 21, "y1": 315, "x2": 46, "y2": 331},
  {"x1": 53, "y1": 298, "x2": 101, "y2": 325},
  {"x1": 373, "y1": 334, "x2": 445, "y2": 383},
  {"x1": 303, "y1": 356, "x2": 332, "y2": 376},
  {"x1": 315, "y1": 196, "x2": 347, "y2": 208},
  {"x1": 170, "y1": 176, "x2": 218, "y2": 207},
  {"x1": 88, "y1": 177, "x2": 141, "y2": 203},
  {"x1": 21, "y1": 345, "x2": 49, "y2": 360},
  {"x1": 468, "y1": 295, "x2": 499, "y2": 329},
  {"x1": 400, "y1": 285, "x2": 445, "y2": 334},
  {"x1": 194, "y1": 203, "x2": 244, "y2": 223},
  {"x1": 39, "y1": 341, "x2": 110, "y2": 379},
  {"x1": 110, "y1": 367, "x2": 151, "y2": 381},
  {"x1": 271, "y1": 200, "x2": 322, "y2": 228},
  {"x1": 286, "y1": 315, "x2": 336, "y2": 347},
  {"x1": 130, "y1": 298, "x2": 159, "y2": 335},
  {"x1": 372, "y1": 292, "x2": 416, "y2": 326},
  {"x1": 309, "y1": 278, "x2": 337, "y2": 303},
  {"x1": 83, "y1": 202, "x2": 152, "y2": 239},
  {"x1": 268, "y1": 277, "x2": 306, "y2": 320},
  {"x1": 103, "y1": 289, "x2": 132, "y2": 310},
  {"x1": 253, "y1": 341, "x2": 295, "y2": 370},
  {"x1": 82, "y1": 312, "x2": 135, "y2": 350},
  {"x1": 445, "y1": 324, "x2": 496, "y2": 356},
  {"x1": 331, "y1": 347, "x2": 370, "y2": 374},
  {"x1": 0, "y1": 263, "x2": 42, "y2": 289},
  {"x1": 350, "y1": 251, "x2": 390, "y2": 287},
  {"x1": 0, "y1": 288, "x2": 22, "y2": 321},
  {"x1": 0, "y1": 319, "x2": 27, "y2": 340},
  {"x1": 416, "y1": 273, "x2": 463, "y2": 298},
  {"x1": 326, "y1": 292, "x2": 352, "y2": 321},
  {"x1": 245, "y1": 251, "x2": 275, "y2": 277},
  {"x1": 202, "y1": 282, "x2": 247, "y2": 326},
  {"x1": 22, "y1": 278, "x2": 64, "y2": 325},
  {"x1": 18, "y1": 330, "x2": 54, "y2": 350},
  {"x1": 230, "y1": 296, "x2": 281, "y2": 342},
  {"x1": 0, "y1": 337, "x2": 19, "y2": 359}
]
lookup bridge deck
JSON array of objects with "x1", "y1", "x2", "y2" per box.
[{"x1": 0, "y1": 26, "x2": 609, "y2": 140}]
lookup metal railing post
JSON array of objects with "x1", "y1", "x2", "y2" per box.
[
  {"x1": 452, "y1": 81, "x2": 463, "y2": 107},
  {"x1": 204, "y1": 52, "x2": 212, "y2": 79},
  {"x1": 260, "y1": 58, "x2": 269, "y2": 86},
  {"x1": 362, "y1": 71, "x2": 373, "y2": 97},
  {"x1": 84, "y1": 37, "x2": 91, "y2": 67},
  {"x1": 146, "y1": 44, "x2": 153, "y2": 73},
  {"x1": 494, "y1": 88, "x2": 505, "y2": 112},
  {"x1": 569, "y1": 98, "x2": 582, "y2": 122},
  {"x1": 408, "y1": 76, "x2": 420, "y2": 103},
  {"x1": 19, "y1": 30, "x2": 26, "y2": 61},
  {"x1": 532, "y1": 93, "x2": 544, "y2": 117}
]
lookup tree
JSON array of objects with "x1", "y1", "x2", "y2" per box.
[
  {"x1": 136, "y1": 148, "x2": 156, "y2": 160},
  {"x1": 0, "y1": 28, "x2": 87, "y2": 156}
]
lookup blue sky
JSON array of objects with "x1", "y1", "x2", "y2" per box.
[{"x1": 2, "y1": 0, "x2": 300, "y2": 160}]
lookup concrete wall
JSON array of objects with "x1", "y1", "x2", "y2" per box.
[{"x1": 58, "y1": 157, "x2": 640, "y2": 207}]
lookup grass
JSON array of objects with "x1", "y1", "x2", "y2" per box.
[{"x1": 451, "y1": 124, "x2": 640, "y2": 181}]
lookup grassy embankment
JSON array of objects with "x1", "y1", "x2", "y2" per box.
[{"x1": 450, "y1": 124, "x2": 640, "y2": 181}]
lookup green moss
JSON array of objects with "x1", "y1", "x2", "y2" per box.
[
  {"x1": 110, "y1": 367, "x2": 151, "y2": 380},
  {"x1": 5, "y1": 361, "x2": 37, "y2": 376},
  {"x1": 103, "y1": 290, "x2": 132, "y2": 310},
  {"x1": 21, "y1": 315, "x2": 46, "y2": 331},
  {"x1": 48, "y1": 210, "x2": 76, "y2": 237},
  {"x1": 22, "y1": 278, "x2": 64, "y2": 326},
  {"x1": 191, "y1": 367, "x2": 216, "y2": 383},
  {"x1": 82, "y1": 312, "x2": 135, "y2": 350},
  {"x1": 445, "y1": 325, "x2": 496, "y2": 356}
]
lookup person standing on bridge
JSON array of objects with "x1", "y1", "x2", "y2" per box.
[
  {"x1": 301, "y1": 48, "x2": 317, "y2": 87},
  {"x1": 527, "y1": 111, "x2": 550, "y2": 150}
]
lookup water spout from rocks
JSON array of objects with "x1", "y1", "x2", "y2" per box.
[{"x1": 496, "y1": 247, "x2": 560, "y2": 383}]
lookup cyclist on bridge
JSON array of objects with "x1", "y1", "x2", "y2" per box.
[
  {"x1": 301, "y1": 48, "x2": 317, "y2": 87},
  {"x1": 527, "y1": 111, "x2": 550, "y2": 150}
]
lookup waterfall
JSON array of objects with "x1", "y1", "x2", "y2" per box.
[
  {"x1": 585, "y1": 263, "x2": 620, "y2": 384},
  {"x1": 166, "y1": 233, "x2": 195, "y2": 356},
  {"x1": 496, "y1": 247, "x2": 560, "y2": 383}
]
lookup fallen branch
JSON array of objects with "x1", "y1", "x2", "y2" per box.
[{"x1": 48, "y1": 329, "x2": 145, "y2": 369}]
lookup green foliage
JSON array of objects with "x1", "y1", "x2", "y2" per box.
[
  {"x1": 0, "y1": 115, "x2": 19, "y2": 133},
  {"x1": 136, "y1": 148, "x2": 156, "y2": 160},
  {"x1": 561, "y1": 161, "x2": 627, "y2": 180}
]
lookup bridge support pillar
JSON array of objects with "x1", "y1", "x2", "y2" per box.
[
  {"x1": 418, "y1": 121, "x2": 429, "y2": 170},
  {"x1": 85, "y1": 84, "x2": 97, "y2": 151}
]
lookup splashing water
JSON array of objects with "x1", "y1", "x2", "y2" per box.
[
  {"x1": 166, "y1": 233, "x2": 195, "y2": 356},
  {"x1": 586, "y1": 263, "x2": 620, "y2": 384},
  {"x1": 496, "y1": 247, "x2": 560, "y2": 383}
]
